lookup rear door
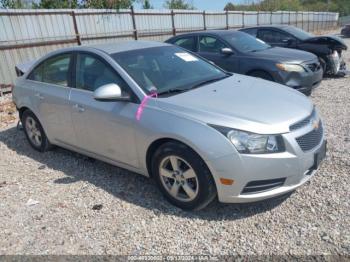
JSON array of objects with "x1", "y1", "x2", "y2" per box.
[
  {"x1": 26, "y1": 53, "x2": 76, "y2": 145},
  {"x1": 197, "y1": 35, "x2": 239, "y2": 72},
  {"x1": 69, "y1": 52, "x2": 139, "y2": 167}
]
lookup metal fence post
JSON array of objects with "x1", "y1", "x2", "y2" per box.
[
  {"x1": 301, "y1": 11, "x2": 304, "y2": 30},
  {"x1": 257, "y1": 11, "x2": 259, "y2": 26},
  {"x1": 270, "y1": 11, "x2": 272, "y2": 25},
  {"x1": 289, "y1": 11, "x2": 291, "y2": 25},
  {"x1": 242, "y1": 11, "x2": 245, "y2": 28},
  {"x1": 203, "y1": 11, "x2": 206, "y2": 30},
  {"x1": 71, "y1": 11, "x2": 81, "y2": 45},
  {"x1": 226, "y1": 10, "x2": 229, "y2": 29},
  {"x1": 171, "y1": 10, "x2": 176, "y2": 36},
  {"x1": 131, "y1": 6, "x2": 138, "y2": 40}
]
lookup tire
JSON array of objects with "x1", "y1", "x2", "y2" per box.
[
  {"x1": 21, "y1": 110, "x2": 52, "y2": 152},
  {"x1": 248, "y1": 70, "x2": 274, "y2": 82},
  {"x1": 151, "y1": 142, "x2": 217, "y2": 210},
  {"x1": 319, "y1": 57, "x2": 327, "y2": 76}
]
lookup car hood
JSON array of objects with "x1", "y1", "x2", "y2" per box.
[
  {"x1": 156, "y1": 74, "x2": 313, "y2": 134},
  {"x1": 250, "y1": 47, "x2": 317, "y2": 63},
  {"x1": 302, "y1": 35, "x2": 348, "y2": 50}
]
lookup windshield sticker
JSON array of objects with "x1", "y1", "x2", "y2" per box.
[{"x1": 175, "y1": 53, "x2": 198, "y2": 62}]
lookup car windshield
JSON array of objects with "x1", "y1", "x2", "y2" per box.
[
  {"x1": 283, "y1": 26, "x2": 313, "y2": 41},
  {"x1": 112, "y1": 46, "x2": 228, "y2": 96},
  {"x1": 223, "y1": 31, "x2": 271, "y2": 52}
]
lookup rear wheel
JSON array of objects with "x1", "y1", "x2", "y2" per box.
[
  {"x1": 152, "y1": 142, "x2": 216, "y2": 210},
  {"x1": 248, "y1": 70, "x2": 274, "y2": 82},
  {"x1": 22, "y1": 110, "x2": 52, "y2": 152}
]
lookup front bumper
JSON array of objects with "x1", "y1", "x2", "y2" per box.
[
  {"x1": 272, "y1": 65, "x2": 323, "y2": 95},
  {"x1": 206, "y1": 120, "x2": 326, "y2": 203}
]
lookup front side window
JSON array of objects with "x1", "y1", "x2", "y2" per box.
[
  {"x1": 258, "y1": 29, "x2": 293, "y2": 44},
  {"x1": 75, "y1": 53, "x2": 128, "y2": 92},
  {"x1": 28, "y1": 54, "x2": 72, "y2": 87},
  {"x1": 283, "y1": 26, "x2": 313, "y2": 41},
  {"x1": 174, "y1": 36, "x2": 197, "y2": 52},
  {"x1": 199, "y1": 36, "x2": 227, "y2": 53},
  {"x1": 112, "y1": 46, "x2": 228, "y2": 96}
]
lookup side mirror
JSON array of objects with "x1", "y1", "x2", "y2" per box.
[
  {"x1": 93, "y1": 83, "x2": 130, "y2": 102},
  {"x1": 221, "y1": 47, "x2": 234, "y2": 55}
]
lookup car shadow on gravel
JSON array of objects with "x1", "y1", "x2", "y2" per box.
[{"x1": 0, "y1": 126, "x2": 292, "y2": 221}]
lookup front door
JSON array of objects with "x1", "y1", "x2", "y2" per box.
[{"x1": 197, "y1": 35, "x2": 239, "y2": 73}]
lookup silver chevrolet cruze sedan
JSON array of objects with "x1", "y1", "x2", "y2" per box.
[{"x1": 13, "y1": 41, "x2": 326, "y2": 210}]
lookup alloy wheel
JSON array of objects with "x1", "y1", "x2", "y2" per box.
[
  {"x1": 159, "y1": 155, "x2": 199, "y2": 202},
  {"x1": 25, "y1": 116, "x2": 42, "y2": 147}
]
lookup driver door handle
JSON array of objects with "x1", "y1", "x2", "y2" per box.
[
  {"x1": 73, "y1": 104, "x2": 85, "y2": 113},
  {"x1": 34, "y1": 92, "x2": 44, "y2": 100}
]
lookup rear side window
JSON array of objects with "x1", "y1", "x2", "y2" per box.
[
  {"x1": 75, "y1": 53, "x2": 128, "y2": 92},
  {"x1": 28, "y1": 54, "x2": 72, "y2": 87},
  {"x1": 174, "y1": 36, "x2": 197, "y2": 52}
]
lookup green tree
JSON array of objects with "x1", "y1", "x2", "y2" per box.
[
  {"x1": 32, "y1": 0, "x2": 79, "y2": 9},
  {"x1": 81, "y1": 0, "x2": 135, "y2": 9},
  {"x1": 142, "y1": 0, "x2": 152, "y2": 9},
  {"x1": 224, "y1": 3, "x2": 235, "y2": 11},
  {"x1": 164, "y1": 0, "x2": 194, "y2": 10},
  {"x1": 0, "y1": 0, "x2": 24, "y2": 8}
]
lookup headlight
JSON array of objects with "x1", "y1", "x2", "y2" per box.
[
  {"x1": 209, "y1": 125, "x2": 285, "y2": 154},
  {"x1": 276, "y1": 63, "x2": 305, "y2": 72}
]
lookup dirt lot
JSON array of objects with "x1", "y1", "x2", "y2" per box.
[{"x1": 0, "y1": 38, "x2": 349, "y2": 257}]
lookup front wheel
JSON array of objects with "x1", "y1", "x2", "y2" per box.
[{"x1": 152, "y1": 142, "x2": 217, "y2": 210}]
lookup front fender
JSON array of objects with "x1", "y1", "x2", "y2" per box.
[{"x1": 133, "y1": 105, "x2": 237, "y2": 175}]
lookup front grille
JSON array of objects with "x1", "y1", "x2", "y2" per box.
[
  {"x1": 290, "y1": 109, "x2": 316, "y2": 131},
  {"x1": 241, "y1": 178, "x2": 286, "y2": 194},
  {"x1": 296, "y1": 122, "x2": 323, "y2": 152},
  {"x1": 306, "y1": 62, "x2": 321, "y2": 72}
]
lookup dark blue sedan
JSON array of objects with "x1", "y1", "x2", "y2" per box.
[{"x1": 166, "y1": 30, "x2": 323, "y2": 95}]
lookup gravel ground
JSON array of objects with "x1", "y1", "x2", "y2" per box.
[{"x1": 0, "y1": 39, "x2": 349, "y2": 257}]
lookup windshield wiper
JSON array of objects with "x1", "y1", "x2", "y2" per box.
[
  {"x1": 190, "y1": 75, "x2": 229, "y2": 90},
  {"x1": 157, "y1": 88, "x2": 188, "y2": 96}
]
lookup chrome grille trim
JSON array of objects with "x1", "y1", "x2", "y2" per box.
[
  {"x1": 241, "y1": 178, "x2": 286, "y2": 195},
  {"x1": 290, "y1": 109, "x2": 316, "y2": 131},
  {"x1": 295, "y1": 122, "x2": 323, "y2": 152}
]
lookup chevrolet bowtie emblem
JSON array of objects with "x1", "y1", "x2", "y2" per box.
[{"x1": 312, "y1": 119, "x2": 319, "y2": 129}]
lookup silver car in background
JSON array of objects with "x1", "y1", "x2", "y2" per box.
[{"x1": 13, "y1": 41, "x2": 326, "y2": 210}]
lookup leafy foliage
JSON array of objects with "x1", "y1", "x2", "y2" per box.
[
  {"x1": 80, "y1": 0, "x2": 135, "y2": 9},
  {"x1": 0, "y1": 0, "x2": 23, "y2": 8},
  {"x1": 224, "y1": 0, "x2": 350, "y2": 16},
  {"x1": 142, "y1": 0, "x2": 152, "y2": 9},
  {"x1": 32, "y1": 0, "x2": 79, "y2": 9},
  {"x1": 164, "y1": 0, "x2": 194, "y2": 10}
]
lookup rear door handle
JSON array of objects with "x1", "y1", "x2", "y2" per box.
[
  {"x1": 35, "y1": 92, "x2": 44, "y2": 100},
  {"x1": 73, "y1": 104, "x2": 85, "y2": 112}
]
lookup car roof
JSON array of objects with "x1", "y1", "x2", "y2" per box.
[
  {"x1": 170, "y1": 29, "x2": 242, "y2": 39},
  {"x1": 240, "y1": 25, "x2": 292, "y2": 30},
  {"x1": 81, "y1": 40, "x2": 171, "y2": 54}
]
